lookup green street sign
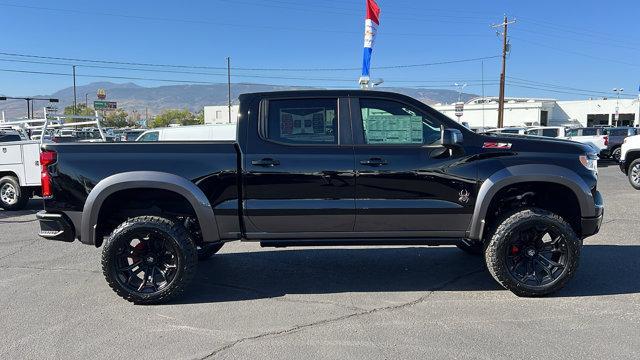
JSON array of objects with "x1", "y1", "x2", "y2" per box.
[{"x1": 94, "y1": 101, "x2": 117, "y2": 110}]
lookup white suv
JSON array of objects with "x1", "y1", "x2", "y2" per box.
[{"x1": 619, "y1": 134, "x2": 640, "y2": 189}]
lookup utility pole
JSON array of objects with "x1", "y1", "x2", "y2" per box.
[
  {"x1": 491, "y1": 15, "x2": 516, "y2": 128},
  {"x1": 227, "y1": 57, "x2": 232, "y2": 124},
  {"x1": 72, "y1": 65, "x2": 78, "y2": 115}
]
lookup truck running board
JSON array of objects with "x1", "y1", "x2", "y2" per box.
[{"x1": 259, "y1": 238, "x2": 463, "y2": 248}]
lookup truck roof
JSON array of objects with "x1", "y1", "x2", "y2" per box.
[{"x1": 239, "y1": 89, "x2": 420, "y2": 101}]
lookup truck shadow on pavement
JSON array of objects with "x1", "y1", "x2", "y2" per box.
[
  {"x1": 177, "y1": 244, "x2": 639, "y2": 304},
  {"x1": 0, "y1": 199, "x2": 41, "y2": 220}
]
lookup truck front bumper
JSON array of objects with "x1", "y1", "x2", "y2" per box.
[
  {"x1": 37, "y1": 211, "x2": 75, "y2": 242},
  {"x1": 581, "y1": 190, "x2": 604, "y2": 238}
]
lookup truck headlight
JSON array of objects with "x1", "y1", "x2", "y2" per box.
[{"x1": 579, "y1": 154, "x2": 598, "y2": 173}]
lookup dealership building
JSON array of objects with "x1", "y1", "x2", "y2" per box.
[
  {"x1": 204, "y1": 105, "x2": 239, "y2": 124},
  {"x1": 434, "y1": 97, "x2": 640, "y2": 129}
]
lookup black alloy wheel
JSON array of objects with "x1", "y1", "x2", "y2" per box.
[
  {"x1": 504, "y1": 224, "x2": 568, "y2": 287},
  {"x1": 102, "y1": 216, "x2": 197, "y2": 304},
  {"x1": 485, "y1": 208, "x2": 581, "y2": 297},
  {"x1": 113, "y1": 230, "x2": 178, "y2": 294}
]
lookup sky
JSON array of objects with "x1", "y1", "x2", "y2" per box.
[{"x1": 0, "y1": 0, "x2": 639, "y2": 100}]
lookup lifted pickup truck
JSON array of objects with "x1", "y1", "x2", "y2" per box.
[{"x1": 37, "y1": 90, "x2": 604, "y2": 304}]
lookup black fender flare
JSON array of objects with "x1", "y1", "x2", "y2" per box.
[
  {"x1": 80, "y1": 171, "x2": 219, "y2": 246},
  {"x1": 467, "y1": 164, "x2": 596, "y2": 240}
]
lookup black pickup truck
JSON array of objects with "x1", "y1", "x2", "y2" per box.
[{"x1": 37, "y1": 90, "x2": 604, "y2": 304}]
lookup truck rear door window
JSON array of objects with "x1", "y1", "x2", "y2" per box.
[
  {"x1": 359, "y1": 98, "x2": 442, "y2": 145},
  {"x1": 267, "y1": 99, "x2": 338, "y2": 145}
]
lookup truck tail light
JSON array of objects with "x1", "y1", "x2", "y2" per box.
[
  {"x1": 603, "y1": 135, "x2": 609, "y2": 146},
  {"x1": 40, "y1": 150, "x2": 57, "y2": 198}
]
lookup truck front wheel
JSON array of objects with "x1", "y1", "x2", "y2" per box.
[
  {"x1": 101, "y1": 216, "x2": 197, "y2": 304},
  {"x1": 484, "y1": 208, "x2": 581, "y2": 297},
  {"x1": 0, "y1": 176, "x2": 29, "y2": 211}
]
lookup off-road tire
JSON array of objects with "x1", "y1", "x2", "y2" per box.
[
  {"x1": 197, "y1": 243, "x2": 224, "y2": 261},
  {"x1": 101, "y1": 216, "x2": 197, "y2": 305},
  {"x1": 456, "y1": 241, "x2": 484, "y2": 255},
  {"x1": 628, "y1": 159, "x2": 640, "y2": 190},
  {"x1": 484, "y1": 207, "x2": 581, "y2": 297},
  {"x1": 0, "y1": 176, "x2": 29, "y2": 211}
]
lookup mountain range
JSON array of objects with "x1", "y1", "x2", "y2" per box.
[{"x1": 0, "y1": 82, "x2": 478, "y2": 119}]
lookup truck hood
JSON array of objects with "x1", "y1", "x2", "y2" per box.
[{"x1": 481, "y1": 134, "x2": 596, "y2": 155}]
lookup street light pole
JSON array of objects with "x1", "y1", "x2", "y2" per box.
[
  {"x1": 72, "y1": 65, "x2": 77, "y2": 115},
  {"x1": 613, "y1": 88, "x2": 624, "y2": 126},
  {"x1": 227, "y1": 57, "x2": 232, "y2": 124}
]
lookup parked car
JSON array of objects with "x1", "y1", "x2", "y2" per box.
[
  {"x1": 0, "y1": 127, "x2": 29, "y2": 140},
  {"x1": 483, "y1": 127, "x2": 529, "y2": 135},
  {"x1": 523, "y1": 126, "x2": 608, "y2": 157},
  {"x1": 0, "y1": 129, "x2": 28, "y2": 142},
  {"x1": 619, "y1": 134, "x2": 640, "y2": 189},
  {"x1": 121, "y1": 129, "x2": 146, "y2": 142},
  {"x1": 524, "y1": 126, "x2": 566, "y2": 138},
  {"x1": 606, "y1": 127, "x2": 638, "y2": 161},
  {"x1": 37, "y1": 90, "x2": 603, "y2": 304},
  {"x1": 136, "y1": 124, "x2": 236, "y2": 142}
]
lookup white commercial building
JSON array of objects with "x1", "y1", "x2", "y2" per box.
[
  {"x1": 204, "y1": 105, "x2": 239, "y2": 124},
  {"x1": 435, "y1": 97, "x2": 640, "y2": 129}
]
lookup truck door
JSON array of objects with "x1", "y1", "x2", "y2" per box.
[
  {"x1": 243, "y1": 97, "x2": 355, "y2": 237},
  {"x1": 352, "y1": 96, "x2": 476, "y2": 236},
  {"x1": 22, "y1": 143, "x2": 41, "y2": 185}
]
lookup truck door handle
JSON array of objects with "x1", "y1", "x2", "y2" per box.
[
  {"x1": 360, "y1": 157, "x2": 388, "y2": 166},
  {"x1": 251, "y1": 158, "x2": 280, "y2": 167}
]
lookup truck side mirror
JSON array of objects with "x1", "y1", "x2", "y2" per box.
[{"x1": 442, "y1": 128, "x2": 463, "y2": 147}]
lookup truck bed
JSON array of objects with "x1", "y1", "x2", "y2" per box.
[{"x1": 42, "y1": 141, "x2": 241, "y2": 239}]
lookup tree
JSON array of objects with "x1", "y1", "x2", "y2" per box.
[
  {"x1": 103, "y1": 109, "x2": 132, "y2": 128},
  {"x1": 63, "y1": 104, "x2": 94, "y2": 120},
  {"x1": 150, "y1": 109, "x2": 203, "y2": 128}
]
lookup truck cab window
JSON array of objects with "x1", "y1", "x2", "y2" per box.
[
  {"x1": 359, "y1": 98, "x2": 442, "y2": 145},
  {"x1": 267, "y1": 99, "x2": 338, "y2": 145}
]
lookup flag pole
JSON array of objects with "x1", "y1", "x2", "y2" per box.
[{"x1": 359, "y1": 0, "x2": 380, "y2": 89}]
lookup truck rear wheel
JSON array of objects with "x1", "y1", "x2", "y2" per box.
[
  {"x1": 628, "y1": 159, "x2": 640, "y2": 190},
  {"x1": 101, "y1": 216, "x2": 197, "y2": 304},
  {"x1": 0, "y1": 176, "x2": 29, "y2": 211},
  {"x1": 484, "y1": 208, "x2": 581, "y2": 297}
]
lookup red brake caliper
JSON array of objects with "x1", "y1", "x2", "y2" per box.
[{"x1": 511, "y1": 245, "x2": 520, "y2": 255}]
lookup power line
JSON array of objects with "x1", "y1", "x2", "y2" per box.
[
  {"x1": 507, "y1": 76, "x2": 637, "y2": 98},
  {"x1": 510, "y1": 36, "x2": 640, "y2": 68},
  {"x1": 0, "y1": 65, "x2": 499, "y2": 86},
  {"x1": 0, "y1": 51, "x2": 501, "y2": 72},
  {"x1": 515, "y1": 27, "x2": 640, "y2": 52},
  {"x1": 0, "y1": 2, "x2": 490, "y2": 36},
  {"x1": 517, "y1": 16, "x2": 640, "y2": 47}
]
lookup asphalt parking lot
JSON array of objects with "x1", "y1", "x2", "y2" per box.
[{"x1": 1, "y1": 163, "x2": 639, "y2": 359}]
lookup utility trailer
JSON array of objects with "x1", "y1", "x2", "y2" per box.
[{"x1": 0, "y1": 108, "x2": 106, "y2": 210}]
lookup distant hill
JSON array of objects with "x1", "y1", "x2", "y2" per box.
[{"x1": 0, "y1": 82, "x2": 477, "y2": 119}]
